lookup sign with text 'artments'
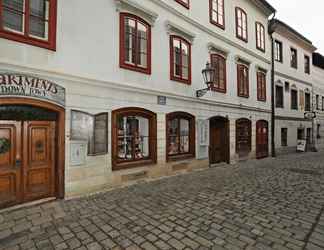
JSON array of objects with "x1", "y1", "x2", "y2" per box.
[{"x1": 0, "y1": 74, "x2": 65, "y2": 106}]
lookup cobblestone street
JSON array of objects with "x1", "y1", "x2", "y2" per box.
[{"x1": 1, "y1": 153, "x2": 324, "y2": 250}]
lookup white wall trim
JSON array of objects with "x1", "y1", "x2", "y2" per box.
[{"x1": 165, "y1": 20, "x2": 196, "y2": 43}]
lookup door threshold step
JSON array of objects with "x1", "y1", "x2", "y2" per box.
[{"x1": 0, "y1": 197, "x2": 56, "y2": 214}]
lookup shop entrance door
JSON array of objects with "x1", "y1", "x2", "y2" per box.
[{"x1": 0, "y1": 121, "x2": 56, "y2": 209}]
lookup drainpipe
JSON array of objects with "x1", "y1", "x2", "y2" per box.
[{"x1": 269, "y1": 13, "x2": 276, "y2": 157}]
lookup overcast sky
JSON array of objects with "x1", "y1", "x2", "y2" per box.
[{"x1": 267, "y1": 0, "x2": 324, "y2": 54}]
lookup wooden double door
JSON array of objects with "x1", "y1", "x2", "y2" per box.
[
  {"x1": 209, "y1": 117, "x2": 229, "y2": 165},
  {"x1": 256, "y1": 120, "x2": 269, "y2": 159},
  {"x1": 0, "y1": 121, "x2": 56, "y2": 209}
]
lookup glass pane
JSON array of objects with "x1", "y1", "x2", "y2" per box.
[
  {"x1": 174, "y1": 40, "x2": 181, "y2": 77},
  {"x1": 168, "y1": 136, "x2": 179, "y2": 155},
  {"x1": 29, "y1": 0, "x2": 49, "y2": 39},
  {"x1": 136, "y1": 136, "x2": 149, "y2": 159},
  {"x1": 137, "y1": 22, "x2": 147, "y2": 67},
  {"x1": 125, "y1": 18, "x2": 136, "y2": 64},
  {"x1": 134, "y1": 116, "x2": 149, "y2": 158},
  {"x1": 3, "y1": 0, "x2": 24, "y2": 33},
  {"x1": 180, "y1": 119, "x2": 189, "y2": 153},
  {"x1": 182, "y1": 66, "x2": 189, "y2": 80}
]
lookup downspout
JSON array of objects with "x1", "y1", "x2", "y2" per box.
[{"x1": 269, "y1": 12, "x2": 276, "y2": 157}]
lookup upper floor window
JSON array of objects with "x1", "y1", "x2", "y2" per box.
[
  {"x1": 166, "y1": 112, "x2": 195, "y2": 161},
  {"x1": 237, "y1": 64, "x2": 249, "y2": 98},
  {"x1": 210, "y1": 0, "x2": 224, "y2": 29},
  {"x1": 257, "y1": 71, "x2": 266, "y2": 101},
  {"x1": 275, "y1": 40, "x2": 283, "y2": 62},
  {"x1": 235, "y1": 7, "x2": 247, "y2": 42},
  {"x1": 276, "y1": 85, "x2": 284, "y2": 108},
  {"x1": 0, "y1": 0, "x2": 57, "y2": 50},
  {"x1": 290, "y1": 48, "x2": 298, "y2": 69},
  {"x1": 291, "y1": 89, "x2": 298, "y2": 110},
  {"x1": 255, "y1": 22, "x2": 265, "y2": 52},
  {"x1": 120, "y1": 13, "x2": 151, "y2": 74},
  {"x1": 304, "y1": 55, "x2": 310, "y2": 74},
  {"x1": 316, "y1": 94, "x2": 319, "y2": 110},
  {"x1": 210, "y1": 54, "x2": 226, "y2": 93},
  {"x1": 170, "y1": 35, "x2": 191, "y2": 84},
  {"x1": 305, "y1": 92, "x2": 311, "y2": 111},
  {"x1": 175, "y1": 0, "x2": 189, "y2": 9}
]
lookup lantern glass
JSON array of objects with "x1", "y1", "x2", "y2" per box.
[{"x1": 202, "y1": 62, "x2": 215, "y2": 88}]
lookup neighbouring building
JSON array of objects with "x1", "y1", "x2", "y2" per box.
[
  {"x1": 270, "y1": 19, "x2": 317, "y2": 154},
  {"x1": 0, "y1": 0, "x2": 279, "y2": 209},
  {"x1": 312, "y1": 52, "x2": 324, "y2": 150}
]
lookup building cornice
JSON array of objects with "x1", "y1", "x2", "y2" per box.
[
  {"x1": 0, "y1": 61, "x2": 271, "y2": 114},
  {"x1": 275, "y1": 116, "x2": 312, "y2": 122},
  {"x1": 149, "y1": 0, "x2": 271, "y2": 65}
]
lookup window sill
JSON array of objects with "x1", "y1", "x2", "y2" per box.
[
  {"x1": 112, "y1": 158, "x2": 156, "y2": 171},
  {"x1": 175, "y1": 0, "x2": 190, "y2": 9},
  {"x1": 210, "y1": 20, "x2": 225, "y2": 30},
  {"x1": 256, "y1": 47, "x2": 265, "y2": 53},
  {"x1": 0, "y1": 30, "x2": 56, "y2": 51},
  {"x1": 238, "y1": 94, "x2": 249, "y2": 98},
  {"x1": 120, "y1": 63, "x2": 151, "y2": 75},
  {"x1": 210, "y1": 87, "x2": 226, "y2": 93},
  {"x1": 171, "y1": 76, "x2": 191, "y2": 85},
  {"x1": 167, "y1": 154, "x2": 195, "y2": 162},
  {"x1": 257, "y1": 98, "x2": 266, "y2": 102},
  {"x1": 236, "y1": 36, "x2": 248, "y2": 43}
]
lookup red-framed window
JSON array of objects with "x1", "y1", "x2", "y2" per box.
[
  {"x1": 170, "y1": 35, "x2": 191, "y2": 84},
  {"x1": 0, "y1": 0, "x2": 57, "y2": 50},
  {"x1": 119, "y1": 13, "x2": 151, "y2": 74},
  {"x1": 235, "y1": 7, "x2": 247, "y2": 42},
  {"x1": 166, "y1": 112, "x2": 195, "y2": 162},
  {"x1": 237, "y1": 64, "x2": 249, "y2": 98},
  {"x1": 209, "y1": 0, "x2": 224, "y2": 29},
  {"x1": 255, "y1": 22, "x2": 265, "y2": 52},
  {"x1": 257, "y1": 71, "x2": 266, "y2": 101},
  {"x1": 210, "y1": 54, "x2": 226, "y2": 93},
  {"x1": 175, "y1": 0, "x2": 189, "y2": 9}
]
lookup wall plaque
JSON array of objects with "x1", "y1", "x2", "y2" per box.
[{"x1": 0, "y1": 74, "x2": 65, "y2": 106}]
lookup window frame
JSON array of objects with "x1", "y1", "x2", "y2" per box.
[
  {"x1": 175, "y1": 0, "x2": 190, "y2": 9},
  {"x1": 290, "y1": 47, "x2": 298, "y2": 69},
  {"x1": 305, "y1": 92, "x2": 311, "y2": 111},
  {"x1": 275, "y1": 40, "x2": 283, "y2": 63},
  {"x1": 257, "y1": 71, "x2": 266, "y2": 102},
  {"x1": 210, "y1": 53, "x2": 227, "y2": 93},
  {"x1": 304, "y1": 55, "x2": 310, "y2": 74},
  {"x1": 166, "y1": 112, "x2": 195, "y2": 162},
  {"x1": 209, "y1": 0, "x2": 225, "y2": 29},
  {"x1": 119, "y1": 12, "x2": 152, "y2": 75},
  {"x1": 291, "y1": 88, "x2": 298, "y2": 110},
  {"x1": 275, "y1": 85, "x2": 284, "y2": 108},
  {"x1": 322, "y1": 96, "x2": 324, "y2": 111},
  {"x1": 0, "y1": 0, "x2": 57, "y2": 50},
  {"x1": 170, "y1": 35, "x2": 192, "y2": 84},
  {"x1": 237, "y1": 64, "x2": 249, "y2": 98},
  {"x1": 235, "y1": 7, "x2": 248, "y2": 42},
  {"x1": 255, "y1": 22, "x2": 265, "y2": 52},
  {"x1": 281, "y1": 128, "x2": 288, "y2": 147},
  {"x1": 111, "y1": 107, "x2": 157, "y2": 170},
  {"x1": 316, "y1": 94, "x2": 319, "y2": 110}
]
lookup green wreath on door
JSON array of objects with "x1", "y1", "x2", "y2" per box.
[{"x1": 0, "y1": 138, "x2": 11, "y2": 154}]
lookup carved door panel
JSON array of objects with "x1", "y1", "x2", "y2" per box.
[
  {"x1": 23, "y1": 121, "x2": 55, "y2": 202},
  {"x1": 256, "y1": 121, "x2": 269, "y2": 159},
  {"x1": 0, "y1": 121, "x2": 22, "y2": 208},
  {"x1": 209, "y1": 119, "x2": 229, "y2": 165}
]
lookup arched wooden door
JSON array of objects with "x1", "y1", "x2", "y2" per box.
[
  {"x1": 256, "y1": 120, "x2": 269, "y2": 159},
  {"x1": 0, "y1": 99, "x2": 65, "y2": 209}
]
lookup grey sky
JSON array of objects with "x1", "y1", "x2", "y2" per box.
[{"x1": 267, "y1": 0, "x2": 324, "y2": 54}]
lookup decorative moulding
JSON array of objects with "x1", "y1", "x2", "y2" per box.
[
  {"x1": 255, "y1": 65, "x2": 268, "y2": 73},
  {"x1": 115, "y1": 0, "x2": 158, "y2": 25},
  {"x1": 275, "y1": 79, "x2": 283, "y2": 86},
  {"x1": 207, "y1": 42, "x2": 229, "y2": 57},
  {"x1": 235, "y1": 55, "x2": 251, "y2": 66},
  {"x1": 165, "y1": 20, "x2": 196, "y2": 43}
]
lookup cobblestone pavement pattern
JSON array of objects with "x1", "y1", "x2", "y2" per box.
[{"x1": 1, "y1": 153, "x2": 324, "y2": 250}]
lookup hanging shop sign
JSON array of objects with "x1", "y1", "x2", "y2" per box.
[{"x1": 0, "y1": 74, "x2": 65, "y2": 106}]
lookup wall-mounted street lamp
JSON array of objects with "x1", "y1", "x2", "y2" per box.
[{"x1": 196, "y1": 62, "x2": 215, "y2": 98}]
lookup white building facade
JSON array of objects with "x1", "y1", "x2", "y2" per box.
[
  {"x1": 271, "y1": 20, "x2": 317, "y2": 154},
  {"x1": 0, "y1": 0, "x2": 276, "y2": 208},
  {"x1": 312, "y1": 53, "x2": 324, "y2": 150}
]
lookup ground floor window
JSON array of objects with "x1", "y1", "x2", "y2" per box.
[
  {"x1": 281, "y1": 128, "x2": 288, "y2": 146},
  {"x1": 166, "y1": 112, "x2": 195, "y2": 161},
  {"x1": 297, "y1": 128, "x2": 305, "y2": 140},
  {"x1": 112, "y1": 107, "x2": 157, "y2": 170},
  {"x1": 236, "y1": 118, "x2": 251, "y2": 156}
]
